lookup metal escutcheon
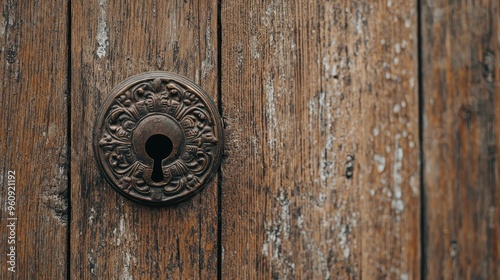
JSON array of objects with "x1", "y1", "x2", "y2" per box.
[{"x1": 93, "y1": 72, "x2": 223, "y2": 206}]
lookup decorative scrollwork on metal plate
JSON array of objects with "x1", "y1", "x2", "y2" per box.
[{"x1": 93, "y1": 72, "x2": 223, "y2": 205}]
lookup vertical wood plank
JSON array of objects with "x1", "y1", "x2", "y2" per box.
[
  {"x1": 70, "y1": 1, "x2": 218, "y2": 278},
  {"x1": 422, "y1": 0, "x2": 500, "y2": 279},
  {"x1": 221, "y1": 0, "x2": 420, "y2": 279},
  {"x1": 0, "y1": 0, "x2": 68, "y2": 279}
]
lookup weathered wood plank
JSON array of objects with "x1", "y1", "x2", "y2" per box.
[
  {"x1": 421, "y1": 0, "x2": 500, "y2": 279},
  {"x1": 221, "y1": 1, "x2": 420, "y2": 279},
  {"x1": 0, "y1": 0, "x2": 68, "y2": 278},
  {"x1": 70, "y1": 1, "x2": 218, "y2": 278}
]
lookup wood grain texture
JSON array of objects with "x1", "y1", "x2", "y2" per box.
[
  {"x1": 70, "y1": 1, "x2": 218, "y2": 279},
  {"x1": 3, "y1": 1, "x2": 496, "y2": 278},
  {"x1": 0, "y1": 0, "x2": 68, "y2": 279},
  {"x1": 221, "y1": 1, "x2": 420, "y2": 279},
  {"x1": 421, "y1": 0, "x2": 500, "y2": 279}
]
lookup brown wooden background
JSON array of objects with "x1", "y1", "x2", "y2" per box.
[{"x1": 0, "y1": 0, "x2": 498, "y2": 279}]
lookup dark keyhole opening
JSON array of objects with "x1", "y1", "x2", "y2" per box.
[{"x1": 145, "y1": 134, "x2": 173, "y2": 182}]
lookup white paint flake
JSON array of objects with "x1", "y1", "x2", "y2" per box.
[
  {"x1": 383, "y1": 187, "x2": 393, "y2": 198},
  {"x1": 395, "y1": 43, "x2": 401, "y2": 54},
  {"x1": 410, "y1": 175, "x2": 419, "y2": 195},
  {"x1": 355, "y1": 8, "x2": 363, "y2": 34},
  {"x1": 0, "y1": 13, "x2": 6, "y2": 36},
  {"x1": 279, "y1": 191, "x2": 291, "y2": 238},
  {"x1": 262, "y1": 189, "x2": 295, "y2": 276},
  {"x1": 251, "y1": 34, "x2": 260, "y2": 59},
  {"x1": 386, "y1": 145, "x2": 391, "y2": 153},
  {"x1": 297, "y1": 214, "x2": 304, "y2": 229},
  {"x1": 201, "y1": 9, "x2": 214, "y2": 79},
  {"x1": 261, "y1": 242, "x2": 268, "y2": 255},
  {"x1": 121, "y1": 252, "x2": 132, "y2": 280},
  {"x1": 265, "y1": 73, "x2": 277, "y2": 149},
  {"x1": 113, "y1": 215, "x2": 126, "y2": 246},
  {"x1": 96, "y1": 0, "x2": 109, "y2": 59},
  {"x1": 249, "y1": 11, "x2": 260, "y2": 59},
  {"x1": 88, "y1": 253, "x2": 97, "y2": 275},
  {"x1": 374, "y1": 154, "x2": 386, "y2": 173},
  {"x1": 405, "y1": 19, "x2": 411, "y2": 28},
  {"x1": 317, "y1": 251, "x2": 331, "y2": 280},
  {"x1": 337, "y1": 223, "x2": 350, "y2": 259},
  {"x1": 392, "y1": 147, "x2": 404, "y2": 214},
  {"x1": 88, "y1": 207, "x2": 96, "y2": 225},
  {"x1": 401, "y1": 39, "x2": 408, "y2": 49},
  {"x1": 320, "y1": 134, "x2": 335, "y2": 185}
]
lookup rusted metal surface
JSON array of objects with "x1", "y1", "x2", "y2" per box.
[{"x1": 94, "y1": 72, "x2": 223, "y2": 206}]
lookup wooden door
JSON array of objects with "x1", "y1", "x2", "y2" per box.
[{"x1": 1, "y1": 0, "x2": 498, "y2": 279}]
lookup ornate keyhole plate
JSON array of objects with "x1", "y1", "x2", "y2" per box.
[{"x1": 93, "y1": 72, "x2": 223, "y2": 206}]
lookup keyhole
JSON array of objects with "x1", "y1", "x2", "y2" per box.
[{"x1": 145, "y1": 134, "x2": 173, "y2": 182}]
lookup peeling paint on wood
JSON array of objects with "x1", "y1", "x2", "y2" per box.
[
  {"x1": 221, "y1": 0, "x2": 419, "y2": 279},
  {"x1": 96, "y1": 0, "x2": 109, "y2": 59}
]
